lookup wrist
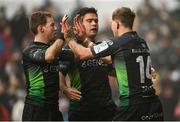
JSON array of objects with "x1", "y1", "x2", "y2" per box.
[
  {"x1": 56, "y1": 39, "x2": 65, "y2": 44},
  {"x1": 74, "y1": 34, "x2": 84, "y2": 44},
  {"x1": 62, "y1": 86, "x2": 68, "y2": 94},
  {"x1": 64, "y1": 32, "x2": 73, "y2": 43},
  {"x1": 58, "y1": 32, "x2": 65, "y2": 41},
  {"x1": 65, "y1": 37, "x2": 73, "y2": 43}
]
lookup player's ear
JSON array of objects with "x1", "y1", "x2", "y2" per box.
[
  {"x1": 117, "y1": 22, "x2": 120, "y2": 29},
  {"x1": 38, "y1": 25, "x2": 44, "y2": 33}
]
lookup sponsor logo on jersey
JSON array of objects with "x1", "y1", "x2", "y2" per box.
[
  {"x1": 81, "y1": 59, "x2": 107, "y2": 68},
  {"x1": 43, "y1": 65, "x2": 60, "y2": 72},
  {"x1": 141, "y1": 112, "x2": 163, "y2": 120}
]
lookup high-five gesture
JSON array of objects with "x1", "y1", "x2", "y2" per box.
[
  {"x1": 73, "y1": 14, "x2": 87, "y2": 41},
  {"x1": 61, "y1": 14, "x2": 91, "y2": 45},
  {"x1": 61, "y1": 14, "x2": 73, "y2": 42}
]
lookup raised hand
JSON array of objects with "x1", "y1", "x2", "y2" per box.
[
  {"x1": 73, "y1": 14, "x2": 87, "y2": 42},
  {"x1": 60, "y1": 14, "x2": 73, "y2": 42}
]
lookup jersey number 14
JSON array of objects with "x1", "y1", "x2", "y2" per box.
[{"x1": 136, "y1": 56, "x2": 152, "y2": 83}]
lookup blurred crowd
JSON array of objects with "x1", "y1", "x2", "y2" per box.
[{"x1": 0, "y1": 0, "x2": 179, "y2": 121}]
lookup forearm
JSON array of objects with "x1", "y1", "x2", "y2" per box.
[
  {"x1": 59, "y1": 72, "x2": 68, "y2": 92},
  {"x1": 82, "y1": 39, "x2": 112, "y2": 64},
  {"x1": 45, "y1": 39, "x2": 64, "y2": 63},
  {"x1": 66, "y1": 38, "x2": 93, "y2": 60}
]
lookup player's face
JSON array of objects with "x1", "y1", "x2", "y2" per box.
[
  {"x1": 43, "y1": 17, "x2": 57, "y2": 40},
  {"x1": 111, "y1": 20, "x2": 118, "y2": 36},
  {"x1": 82, "y1": 13, "x2": 98, "y2": 39}
]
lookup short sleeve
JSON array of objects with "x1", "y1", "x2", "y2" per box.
[
  {"x1": 23, "y1": 46, "x2": 46, "y2": 64},
  {"x1": 90, "y1": 38, "x2": 119, "y2": 58}
]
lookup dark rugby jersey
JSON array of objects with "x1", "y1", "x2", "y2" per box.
[
  {"x1": 22, "y1": 41, "x2": 72, "y2": 107},
  {"x1": 91, "y1": 31, "x2": 157, "y2": 107},
  {"x1": 60, "y1": 48, "x2": 114, "y2": 109}
]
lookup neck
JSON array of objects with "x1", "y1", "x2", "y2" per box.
[
  {"x1": 34, "y1": 34, "x2": 48, "y2": 44},
  {"x1": 89, "y1": 35, "x2": 95, "y2": 41},
  {"x1": 118, "y1": 27, "x2": 132, "y2": 36},
  {"x1": 81, "y1": 36, "x2": 95, "y2": 47}
]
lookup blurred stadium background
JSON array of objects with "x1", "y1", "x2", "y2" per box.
[{"x1": 0, "y1": 0, "x2": 179, "y2": 121}]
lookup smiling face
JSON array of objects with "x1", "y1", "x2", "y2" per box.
[{"x1": 82, "y1": 13, "x2": 98, "y2": 39}]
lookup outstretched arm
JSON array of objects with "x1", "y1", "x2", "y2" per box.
[
  {"x1": 66, "y1": 39, "x2": 94, "y2": 60},
  {"x1": 61, "y1": 14, "x2": 112, "y2": 64},
  {"x1": 61, "y1": 15, "x2": 94, "y2": 60},
  {"x1": 82, "y1": 39, "x2": 112, "y2": 64}
]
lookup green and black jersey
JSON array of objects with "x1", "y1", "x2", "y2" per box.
[
  {"x1": 91, "y1": 31, "x2": 157, "y2": 107},
  {"x1": 60, "y1": 47, "x2": 115, "y2": 110},
  {"x1": 22, "y1": 41, "x2": 72, "y2": 107}
]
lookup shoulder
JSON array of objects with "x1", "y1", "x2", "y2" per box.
[
  {"x1": 112, "y1": 34, "x2": 133, "y2": 46},
  {"x1": 22, "y1": 43, "x2": 34, "y2": 54},
  {"x1": 22, "y1": 42, "x2": 45, "y2": 56},
  {"x1": 25, "y1": 42, "x2": 48, "y2": 50}
]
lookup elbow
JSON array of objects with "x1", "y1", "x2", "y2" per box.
[
  {"x1": 106, "y1": 60, "x2": 112, "y2": 64},
  {"x1": 106, "y1": 57, "x2": 112, "y2": 64},
  {"x1": 74, "y1": 48, "x2": 92, "y2": 60},
  {"x1": 45, "y1": 54, "x2": 56, "y2": 63}
]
